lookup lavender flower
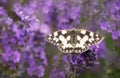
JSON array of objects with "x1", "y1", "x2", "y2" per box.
[
  {"x1": 44, "y1": 0, "x2": 81, "y2": 30},
  {"x1": 50, "y1": 41, "x2": 106, "y2": 77},
  {"x1": 111, "y1": 30, "x2": 120, "y2": 40},
  {"x1": 99, "y1": 0, "x2": 120, "y2": 40},
  {"x1": 0, "y1": 7, "x2": 7, "y2": 16},
  {"x1": 50, "y1": 54, "x2": 66, "y2": 78},
  {"x1": 69, "y1": 49, "x2": 99, "y2": 75},
  {"x1": 0, "y1": 0, "x2": 120, "y2": 78},
  {"x1": 0, "y1": 3, "x2": 47, "y2": 77},
  {"x1": 50, "y1": 47, "x2": 103, "y2": 77}
]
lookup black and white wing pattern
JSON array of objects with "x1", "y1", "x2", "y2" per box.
[
  {"x1": 47, "y1": 29, "x2": 73, "y2": 53},
  {"x1": 76, "y1": 29, "x2": 104, "y2": 47},
  {"x1": 47, "y1": 28, "x2": 104, "y2": 53}
]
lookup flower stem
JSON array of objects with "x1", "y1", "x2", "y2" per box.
[{"x1": 73, "y1": 66, "x2": 76, "y2": 78}]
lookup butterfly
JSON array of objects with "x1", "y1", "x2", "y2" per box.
[{"x1": 47, "y1": 28, "x2": 104, "y2": 53}]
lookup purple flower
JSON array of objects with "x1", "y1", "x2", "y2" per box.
[
  {"x1": 39, "y1": 23, "x2": 51, "y2": 35},
  {"x1": 42, "y1": 0, "x2": 53, "y2": 14},
  {"x1": 5, "y1": 17, "x2": 13, "y2": 26},
  {"x1": 27, "y1": 66, "x2": 36, "y2": 76},
  {"x1": 12, "y1": 51, "x2": 21, "y2": 63},
  {"x1": 89, "y1": 42, "x2": 106, "y2": 59},
  {"x1": 50, "y1": 48, "x2": 100, "y2": 77},
  {"x1": 100, "y1": 21, "x2": 109, "y2": 31},
  {"x1": 44, "y1": 0, "x2": 81, "y2": 30},
  {"x1": 110, "y1": 0, "x2": 120, "y2": 20},
  {"x1": 100, "y1": 0, "x2": 120, "y2": 40},
  {"x1": 14, "y1": 3, "x2": 34, "y2": 21},
  {"x1": 37, "y1": 65, "x2": 45, "y2": 77},
  {"x1": 99, "y1": 20, "x2": 120, "y2": 40},
  {"x1": 50, "y1": 67, "x2": 65, "y2": 78},
  {"x1": 1, "y1": 0, "x2": 120, "y2": 77},
  {"x1": 112, "y1": 30, "x2": 120, "y2": 40},
  {"x1": 0, "y1": 5, "x2": 47, "y2": 77},
  {"x1": 95, "y1": 42, "x2": 106, "y2": 58},
  {"x1": 39, "y1": 49, "x2": 48, "y2": 65},
  {"x1": 68, "y1": 49, "x2": 99, "y2": 75},
  {"x1": 0, "y1": 7, "x2": 7, "y2": 16},
  {"x1": 13, "y1": 2, "x2": 41, "y2": 30},
  {"x1": 68, "y1": 6, "x2": 81, "y2": 20},
  {"x1": 50, "y1": 54, "x2": 67, "y2": 78},
  {"x1": 3, "y1": 46, "x2": 12, "y2": 61}
]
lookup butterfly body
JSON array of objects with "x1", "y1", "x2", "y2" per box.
[{"x1": 47, "y1": 28, "x2": 104, "y2": 53}]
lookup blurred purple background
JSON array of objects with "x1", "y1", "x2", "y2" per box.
[{"x1": 0, "y1": 0, "x2": 120, "y2": 78}]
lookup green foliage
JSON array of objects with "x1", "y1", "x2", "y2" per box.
[
  {"x1": 105, "y1": 33, "x2": 120, "y2": 56},
  {"x1": 107, "y1": 64, "x2": 120, "y2": 78}
]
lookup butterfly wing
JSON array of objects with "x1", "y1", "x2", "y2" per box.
[
  {"x1": 58, "y1": 43, "x2": 73, "y2": 53},
  {"x1": 76, "y1": 29, "x2": 104, "y2": 47},
  {"x1": 47, "y1": 30, "x2": 62, "y2": 46},
  {"x1": 47, "y1": 28, "x2": 104, "y2": 53},
  {"x1": 47, "y1": 29, "x2": 74, "y2": 53},
  {"x1": 74, "y1": 43, "x2": 88, "y2": 53},
  {"x1": 72, "y1": 29, "x2": 104, "y2": 53}
]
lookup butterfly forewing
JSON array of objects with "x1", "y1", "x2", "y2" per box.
[
  {"x1": 47, "y1": 29, "x2": 71, "y2": 46},
  {"x1": 47, "y1": 29, "x2": 75, "y2": 53}
]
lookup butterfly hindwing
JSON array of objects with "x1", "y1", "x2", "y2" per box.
[
  {"x1": 58, "y1": 43, "x2": 73, "y2": 53},
  {"x1": 74, "y1": 43, "x2": 88, "y2": 53}
]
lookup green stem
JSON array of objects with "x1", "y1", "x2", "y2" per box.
[
  {"x1": 73, "y1": 66, "x2": 76, "y2": 78},
  {"x1": 70, "y1": 66, "x2": 76, "y2": 78}
]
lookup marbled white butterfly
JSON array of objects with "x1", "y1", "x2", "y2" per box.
[{"x1": 47, "y1": 28, "x2": 104, "y2": 53}]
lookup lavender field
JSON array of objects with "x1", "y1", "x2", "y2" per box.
[{"x1": 0, "y1": 0, "x2": 120, "y2": 78}]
